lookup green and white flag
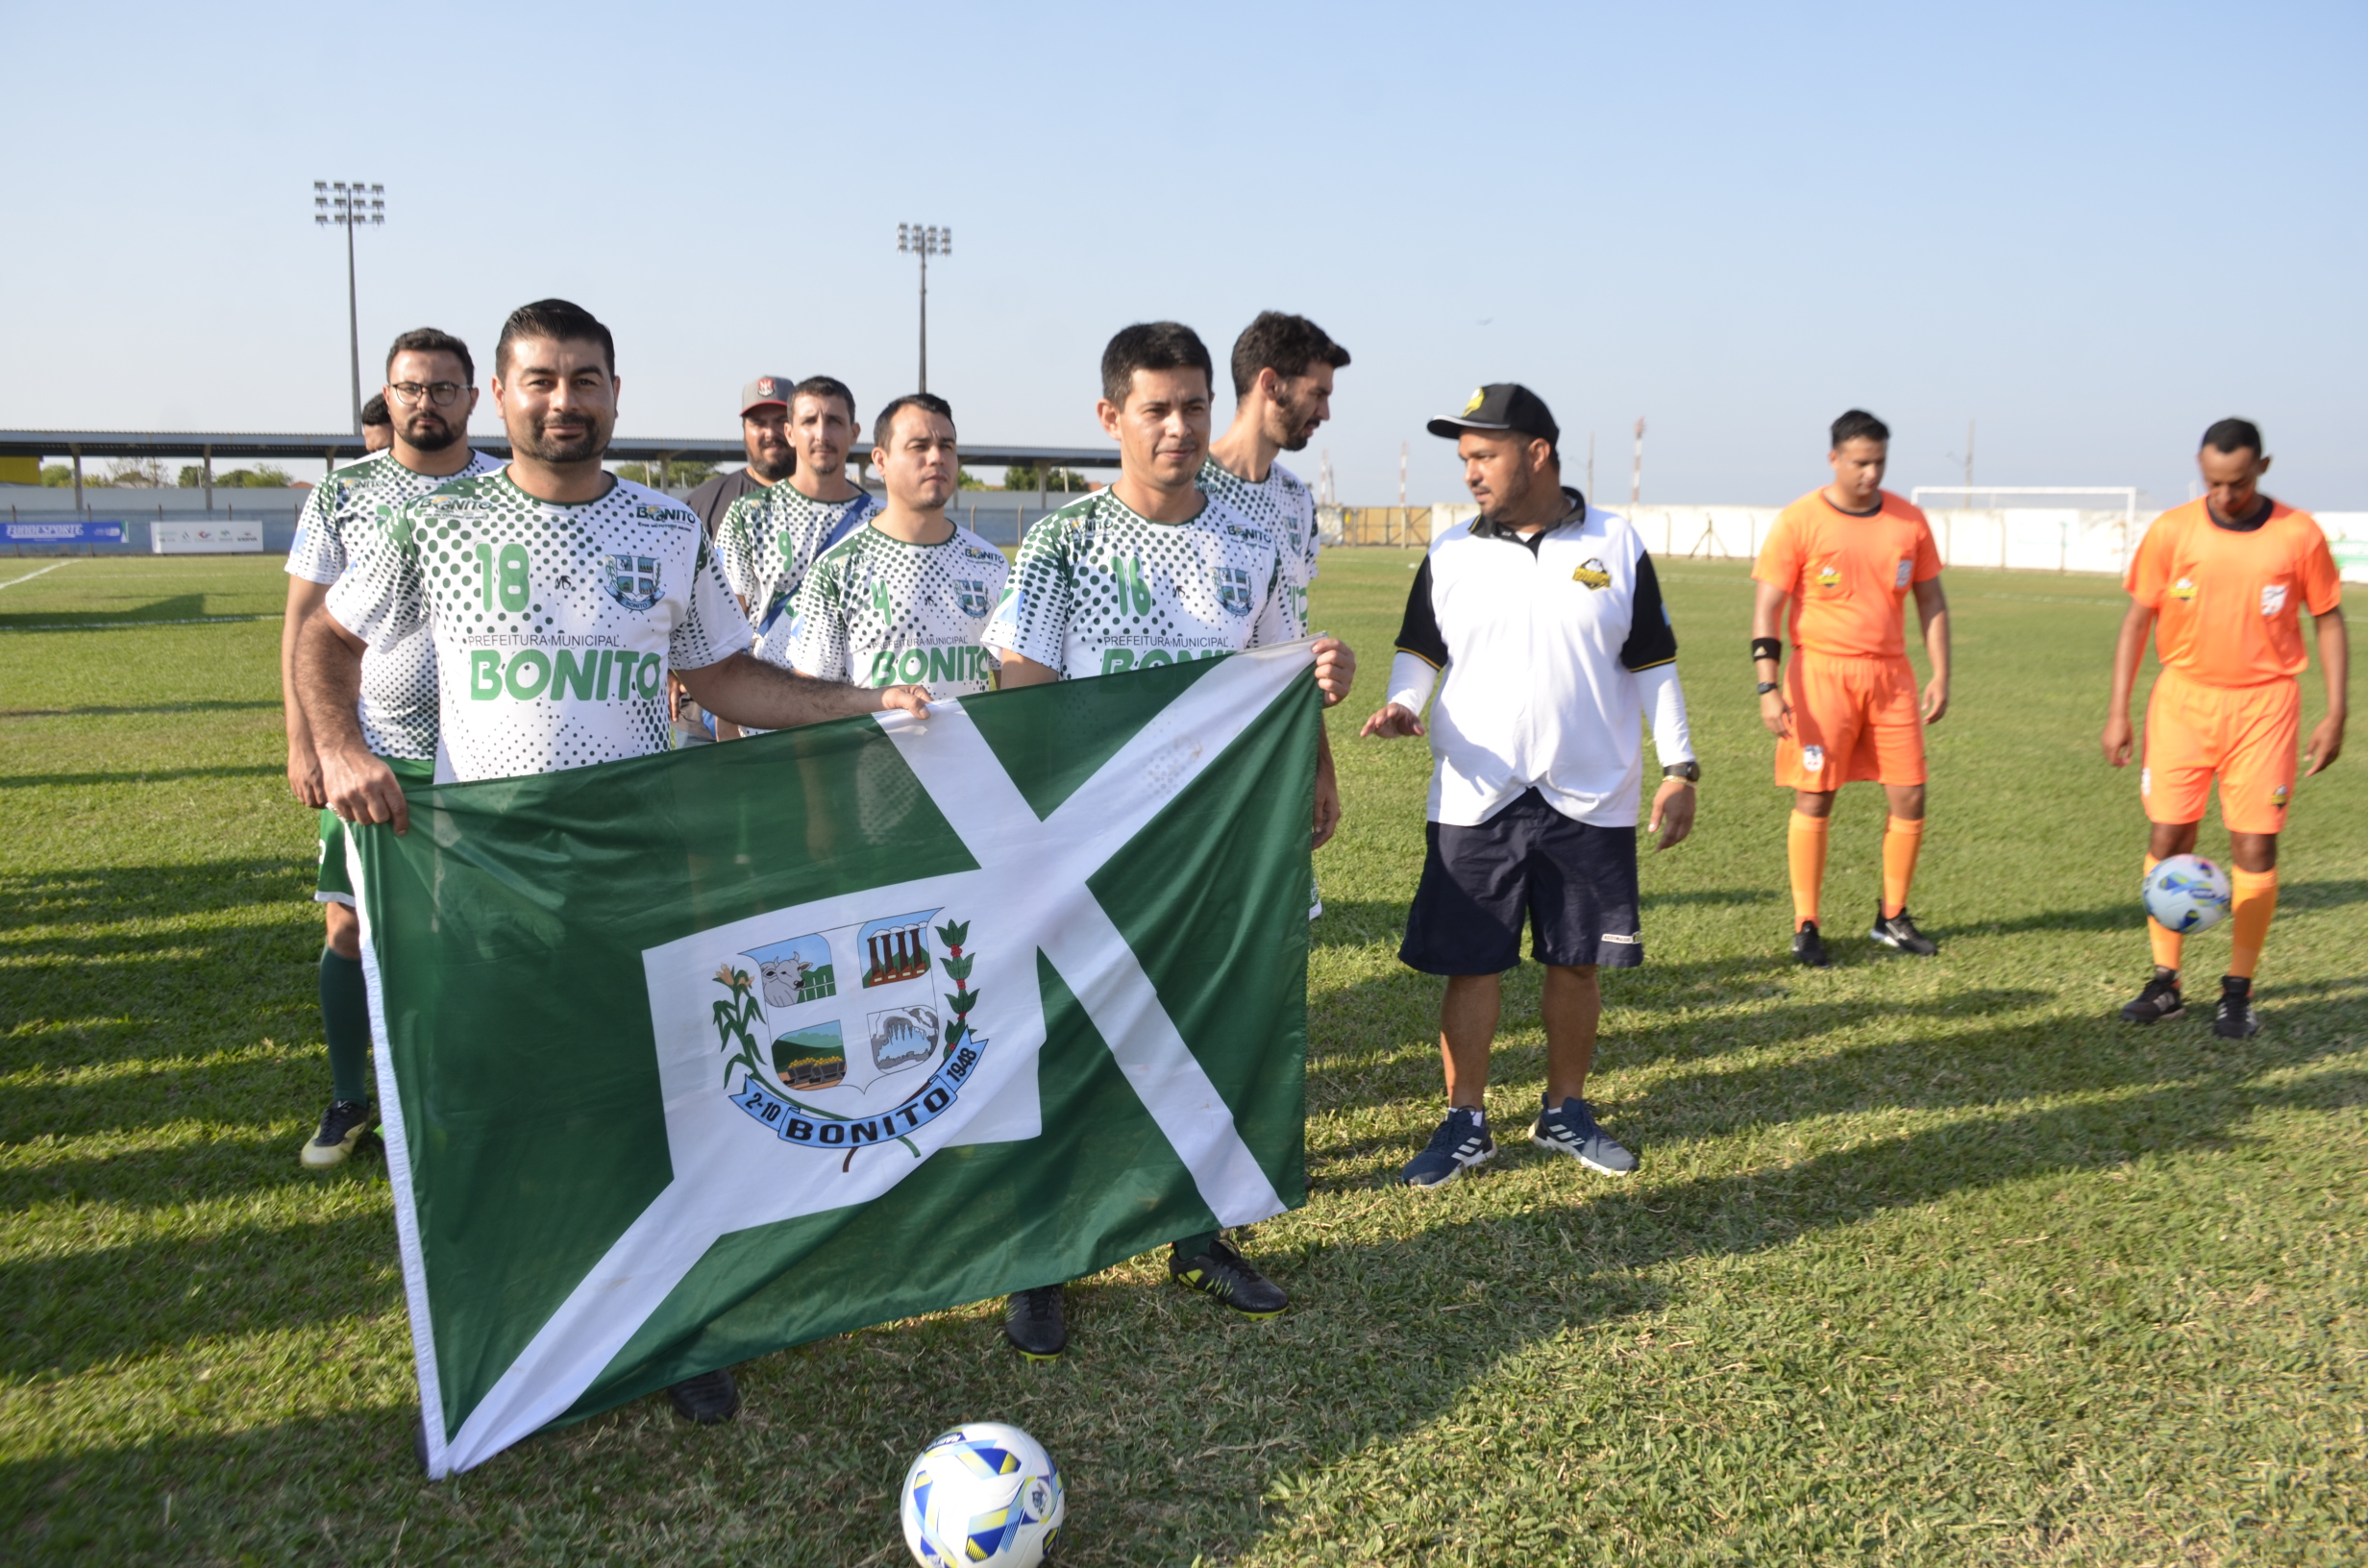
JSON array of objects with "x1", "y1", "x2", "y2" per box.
[{"x1": 350, "y1": 644, "x2": 1319, "y2": 1477}]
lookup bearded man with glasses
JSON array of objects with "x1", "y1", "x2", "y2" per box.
[{"x1": 281, "y1": 326, "x2": 504, "y2": 1171}]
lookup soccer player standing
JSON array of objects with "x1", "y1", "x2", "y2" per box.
[
  {"x1": 281, "y1": 328, "x2": 501, "y2": 1169},
  {"x1": 1202, "y1": 311, "x2": 1351, "y2": 865},
  {"x1": 297, "y1": 299, "x2": 927, "y2": 1425},
  {"x1": 787, "y1": 393, "x2": 1007, "y2": 698},
  {"x1": 981, "y1": 321, "x2": 1356, "y2": 1359},
  {"x1": 1364, "y1": 383, "x2": 1697, "y2": 1191},
  {"x1": 715, "y1": 376, "x2": 880, "y2": 667},
  {"x1": 2103, "y1": 419, "x2": 2347, "y2": 1037},
  {"x1": 1751, "y1": 410, "x2": 1951, "y2": 967}
]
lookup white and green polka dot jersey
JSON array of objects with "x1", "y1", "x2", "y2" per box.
[
  {"x1": 285, "y1": 448, "x2": 502, "y2": 759},
  {"x1": 785, "y1": 521, "x2": 1009, "y2": 697},
  {"x1": 982, "y1": 487, "x2": 1292, "y2": 679},
  {"x1": 325, "y1": 469, "x2": 752, "y2": 781},
  {"x1": 1196, "y1": 456, "x2": 1320, "y2": 639},
  {"x1": 714, "y1": 482, "x2": 880, "y2": 658}
]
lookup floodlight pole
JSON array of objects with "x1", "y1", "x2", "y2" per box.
[
  {"x1": 898, "y1": 223, "x2": 950, "y2": 393},
  {"x1": 315, "y1": 182, "x2": 385, "y2": 436}
]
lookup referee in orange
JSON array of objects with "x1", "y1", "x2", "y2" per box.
[
  {"x1": 2103, "y1": 419, "x2": 2347, "y2": 1038},
  {"x1": 1752, "y1": 409, "x2": 1951, "y2": 967}
]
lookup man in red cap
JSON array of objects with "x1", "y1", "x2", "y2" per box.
[{"x1": 684, "y1": 375, "x2": 797, "y2": 536}]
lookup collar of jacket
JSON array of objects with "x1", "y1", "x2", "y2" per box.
[{"x1": 1469, "y1": 486, "x2": 1587, "y2": 542}]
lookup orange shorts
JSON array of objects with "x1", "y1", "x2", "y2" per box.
[
  {"x1": 1774, "y1": 652, "x2": 1927, "y2": 791},
  {"x1": 2142, "y1": 668, "x2": 2300, "y2": 834}
]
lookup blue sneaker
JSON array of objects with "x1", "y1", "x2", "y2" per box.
[
  {"x1": 1400, "y1": 1107, "x2": 1494, "y2": 1189},
  {"x1": 1531, "y1": 1096, "x2": 1637, "y2": 1176}
]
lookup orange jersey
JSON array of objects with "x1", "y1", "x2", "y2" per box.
[
  {"x1": 1753, "y1": 489, "x2": 1943, "y2": 658},
  {"x1": 2124, "y1": 500, "x2": 2341, "y2": 686}
]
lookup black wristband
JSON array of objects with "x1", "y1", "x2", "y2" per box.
[
  {"x1": 1751, "y1": 637, "x2": 1782, "y2": 663},
  {"x1": 1757, "y1": 681, "x2": 1781, "y2": 696}
]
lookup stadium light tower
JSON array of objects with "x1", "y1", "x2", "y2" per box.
[
  {"x1": 315, "y1": 181, "x2": 385, "y2": 435},
  {"x1": 897, "y1": 223, "x2": 950, "y2": 393}
]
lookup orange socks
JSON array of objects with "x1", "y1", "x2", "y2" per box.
[
  {"x1": 2229, "y1": 868, "x2": 2279, "y2": 981},
  {"x1": 1881, "y1": 817, "x2": 1925, "y2": 919},
  {"x1": 1788, "y1": 812, "x2": 1829, "y2": 930},
  {"x1": 2143, "y1": 855, "x2": 2184, "y2": 972}
]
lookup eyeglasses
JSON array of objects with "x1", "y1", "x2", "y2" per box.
[{"x1": 388, "y1": 380, "x2": 468, "y2": 407}]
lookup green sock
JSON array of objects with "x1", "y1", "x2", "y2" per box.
[
  {"x1": 1172, "y1": 1230, "x2": 1221, "y2": 1260},
  {"x1": 320, "y1": 948, "x2": 373, "y2": 1105}
]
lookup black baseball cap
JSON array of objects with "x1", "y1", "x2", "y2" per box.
[{"x1": 1427, "y1": 382, "x2": 1559, "y2": 447}]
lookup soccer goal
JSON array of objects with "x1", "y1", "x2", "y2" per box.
[{"x1": 1908, "y1": 485, "x2": 2141, "y2": 575}]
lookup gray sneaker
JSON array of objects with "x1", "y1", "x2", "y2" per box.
[{"x1": 1531, "y1": 1095, "x2": 1637, "y2": 1176}]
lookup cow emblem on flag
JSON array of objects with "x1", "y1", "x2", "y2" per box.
[
  {"x1": 1216, "y1": 566, "x2": 1254, "y2": 617},
  {"x1": 604, "y1": 552, "x2": 662, "y2": 611}
]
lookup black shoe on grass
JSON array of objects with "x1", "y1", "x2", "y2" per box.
[
  {"x1": 2213, "y1": 975, "x2": 2261, "y2": 1039},
  {"x1": 1869, "y1": 904, "x2": 1938, "y2": 956},
  {"x1": 1792, "y1": 921, "x2": 1832, "y2": 968},
  {"x1": 2120, "y1": 968, "x2": 2184, "y2": 1025},
  {"x1": 1170, "y1": 1237, "x2": 1288, "y2": 1319},
  {"x1": 666, "y1": 1367, "x2": 740, "y2": 1424},
  {"x1": 302, "y1": 1100, "x2": 378, "y2": 1169},
  {"x1": 1005, "y1": 1286, "x2": 1068, "y2": 1360},
  {"x1": 1400, "y1": 1106, "x2": 1495, "y2": 1190}
]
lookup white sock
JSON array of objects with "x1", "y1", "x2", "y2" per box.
[{"x1": 1458, "y1": 1105, "x2": 1484, "y2": 1126}]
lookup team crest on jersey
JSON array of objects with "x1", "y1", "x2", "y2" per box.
[
  {"x1": 1801, "y1": 745, "x2": 1825, "y2": 773},
  {"x1": 1894, "y1": 558, "x2": 1913, "y2": 587},
  {"x1": 1813, "y1": 563, "x2": 1843, "y2": 591},
  {"x1": 708, "y1": 911, "x2": 986, "y2": 1156},
  {"x1": 1215, "y1": 566, "x2": 1254, "y2": 617},
  {"x1": 955, "y1": 577, "x2": 992, "y2": 618},
  {"x1": 2271, "y1": 782, "x2": 2290, "y2": 807},
  {"x1": 1571, "y1": 558, "x2": 1612, "y2": 590},
  {"x1": 2260, "y1": 584, "x2": 2287, "y2": 616},
  {"x1": 605, "y1": 553, "x2": 663, "y2": 611},
  {"x1": 2170, "y1": 577, "x2": 2198, "y2": 601}
]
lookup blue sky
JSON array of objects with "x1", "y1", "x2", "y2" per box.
[{"x1": 5, "y1": 1, "x2": 2361, "y2": 508}]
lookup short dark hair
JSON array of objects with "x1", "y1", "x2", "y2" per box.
[
  {"x1": 496, "y1": 299, "x2": 614, "y2": 379},
  {"x1": 873, "y1": 392, "x2": 954, "y2": 451},
  {"x1": 385, "y1": 327, "x2": 475, "y2": 385},
  {"x1": 359, "y1": 394, "x2": 390, "y2": 429},
  {"x1": 1229, "y1": 311, "x2": 1351, "y2": 400},
  {"x1": 1831, "y1": 408, "x2": 1890, "y2": 448},
  {"x1": 1101, "y1": 322, "x2": 1213, "y2": 406},
  {"x1": 2202, "y1": 417, "x2": 2263, "y2": 457},
  {"x1": 791, "y1": 375, "x2": 856, "y2": 424}
]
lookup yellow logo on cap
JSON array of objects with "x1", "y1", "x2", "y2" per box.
[
  {"x1": 1463, "y1": 388, "x2": 1487, "y2": 415},
  {"x1": 2170, "y1": 576, "x2": 2198, "y2": 600},
  {"x1": 1572, "y1": 558, "x2": 1611, "y2": 589}
]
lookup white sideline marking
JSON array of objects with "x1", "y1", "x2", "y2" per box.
[{"x1": 0, "y1": 562, "x2": 72, "y2": 590}]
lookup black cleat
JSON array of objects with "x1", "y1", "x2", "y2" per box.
[
  {"x1": 1869, "y1": 904, "x2": 1938, "y2": 956},
  {"x1": 2120, "y1": 967, "x2": 2185, "y2": 1025},
  {"x1": 1004, "y1": 1285, "x2": 1068, "y2": 1360},
  {"x1": 302, "y1": 1099, "x2": 379, "y2": 1169},
  {"x1": 2213, "y1": 975, "x2": 2261, "y2": 1039},
  {"x1": 666, "y1": 1367, "x2": 741, "y2": 1424},
  {"x1": 1792, "y1": 921, "x2": 1832, "y2": 968},
  {"x1": 1170, "y1": 1237, "x2": 1289, "y2": 1318}
]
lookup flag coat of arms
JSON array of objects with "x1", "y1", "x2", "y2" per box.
[{"x1": 350, "y1": 645, "x2": 1320, "y2": 1477}]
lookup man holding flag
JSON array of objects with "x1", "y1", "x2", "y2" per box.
[
  {"x1": 297, "y1": 299, "x2": 929, "y2": 1425},
  {"x1": 983, "y1": 320, "x2": 1356, "y2": 1359}
]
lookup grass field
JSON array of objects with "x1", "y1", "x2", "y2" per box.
[{"x1": 4, "y1": 549, "x2": 2363, "y2": 1566}]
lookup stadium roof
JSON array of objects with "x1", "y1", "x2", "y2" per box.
[{"x1": 0, "y1": 429, "x2": 1122, "y2": 469}]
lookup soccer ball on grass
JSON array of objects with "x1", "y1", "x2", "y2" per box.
[
  {"x1": 2142, "y1": 853, "x2": 2232, "y2": 934},
  {"x1": 901, "y1": 1422, "x2": 1065, "y2": 1567}
]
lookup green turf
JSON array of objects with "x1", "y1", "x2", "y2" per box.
[{"x1": 4, "y1": 551, "x2": 2362, "y2": 1565}]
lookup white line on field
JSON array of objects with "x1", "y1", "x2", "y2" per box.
[{"x1": 0, "y1": 561, "x2": 74, "y2": 590}]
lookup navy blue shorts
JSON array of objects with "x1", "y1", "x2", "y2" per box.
[{"x1": 1399, "y1": 789, "x2": 1642, "y2": 975}]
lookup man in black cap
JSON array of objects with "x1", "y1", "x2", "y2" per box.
[
  {"x1": 683, "y1": 375, "x2": 798, "y2": 536},
  {"x1": 1360, "y1": 383, "x2": 1699, "y2": 1189}
]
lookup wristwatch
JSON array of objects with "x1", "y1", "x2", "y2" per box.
[
  {"x1": 1663, "y1": 760, "x2": 1701, "y2": 783},
  {"x1": 1756, "y1": 681, "x2": 1781, "y2": 696}
]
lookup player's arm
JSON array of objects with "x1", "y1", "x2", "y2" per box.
[
  {"x1": 1912, "y1": 576, "x2": 1951, "y2": 724},
  {"x1": 295, "y1": 609, "x2": 410, "y2": 835},
  {"x1": 677, "y1": 652, "x2": 928, "y2": 728},
  {"x1": 2100, "y1": 598, "x2": 2156, "y2": 768},
  {"x1": 282, "y1": 575, "x2": 331, "y2": 807},
  {"x1": 995, "y1": 652, "x2": 1059, "y2": 689},
  {"x1": 1750, "y1": 578, "x2": 1793, "y2": 738},
  {"x1": 1363, "y1": 556, "x2": 1440, "y2": 739},
  {"x1": 2305, "y1": 605, "x2": 2347, "y2": 776}
]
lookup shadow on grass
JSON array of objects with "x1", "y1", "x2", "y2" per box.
[
  {"x1": 0, "y1": 593, "x2": 211, "y2": 632},
  {"x1": 0, "y1": 700, "x2": 283, "y2": 720},
  {"x1": 0, "y1": 765, "x2": 284, "y2": 791}
]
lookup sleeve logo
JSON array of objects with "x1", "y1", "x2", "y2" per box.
[{"x1": 1570, "y1": 558, "x2": 1612, "y2": 590}]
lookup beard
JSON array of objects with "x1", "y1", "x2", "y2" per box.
[
  {"x1": 749, "y1": 447, "x2": 797, "y2": 482},
  {"x1": 514, "y1": 414, "x2": 605, "y2": 464},
  {"x1": 1478, "y1": 462, "x2": 1536, "y2": 524},
  {"x1": 400, "y1": 415, "x2": 459, "y2": 453}
]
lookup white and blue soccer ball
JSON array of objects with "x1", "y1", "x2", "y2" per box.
[
  {"x1": 2143, "y1": 853, "x2": 2232, "y2": 934},
  {"x1": 901, "y1": 1422, "x2": 1065, "y2": 1568}
]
